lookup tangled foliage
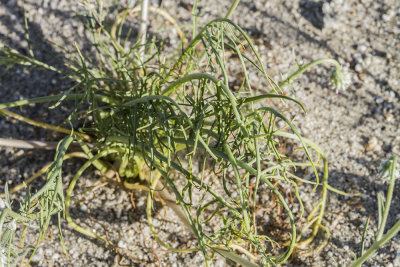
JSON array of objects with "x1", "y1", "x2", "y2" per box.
[{"x1": 0, "y1": 1, "x2": 357, "y2": 266}]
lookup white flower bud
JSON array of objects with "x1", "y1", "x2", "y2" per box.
[{"x1": 330, "y1": 67, "x2": 351, "y2": 93}]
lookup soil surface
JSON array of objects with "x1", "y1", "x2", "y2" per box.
[{"x1": 0, "y1": 0, "x2": 399, "y2": 266}]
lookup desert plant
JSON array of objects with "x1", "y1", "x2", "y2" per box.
[
  {"x1": 350, "y1": 156, "x2": 400, "y2": 267},
  {"x1": 0, "y1": 1, "x2": 363, "y2": 266}
]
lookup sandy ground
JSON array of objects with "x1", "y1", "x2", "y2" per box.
[{"x1": 0, "y1": 0, "x2": 399, "y2": 266}]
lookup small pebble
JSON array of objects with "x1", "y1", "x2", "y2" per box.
[
  {"x1": 357, "y1": 45, "x2": 367, "y2": 52},
  {"x1": 118, "y1": 240, "x2": 127, "y2": 249},
  {"x1": 366, "y1": 137, "x2": 381, "y2": 152},
  {"x1": 355, "y1": 64, "x2": 363, "y2": 72},
  {"x1": 80, "y1": 204, "x2": 87, "y2": 212}
]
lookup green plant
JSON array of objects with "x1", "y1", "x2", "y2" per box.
[
  {"x1": 350, "y1": 156, "x2": 400, "y2": 267},
  {"x1": 0, "y1": 1, "x2": 361, "y2": 266}
]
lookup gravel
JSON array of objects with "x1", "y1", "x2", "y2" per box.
[{"x1": 1, "y1": 0, "x2": 399, "y2": 266}]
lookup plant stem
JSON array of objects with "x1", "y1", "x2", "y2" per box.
[
  {"x1": 360, "y1": 217, "x2": 370, "y2": 257},
  {"x1": 0, "y1": 138, "x2": 60, "y2": 150},
  {"x1": 225, "y1": 0, "x2": 241, "y2": 19},
  {"x1": 351, "y1": 217, "x2": 400, "y2": 267},
  {"x1": 0, "y1": 93, "x2": 113, "y2": 110},
  {"x1": 0, "y1": 152, "x2": 88, "y2": 199},
  {"x1": 0, "y1": 109, "x2": 91, "y2": 141},
  {"x1": 351, "y1": 156, "x2": 398, "y2": 266},
  {"x1": 65, "y1": 148, "x2": 123, "y2": 245},
  {"x1": 273, "y1": 131, "x2": 329, "y2": 247},
  {"x1": 279, "y1": 58, "x2": 341, "y2": 88},
  {"x1": 192, "y1": 0, "x2": 198, "y2": 40},
  {"x1": 138, "y1": 0, "x2": 149, "y2": 56},
  {"x1": 375, "y1": 156, "x2": 398, "y2": 241},
  {"x1": 0, "y1": 46, "x2": 62, "y2": 74}
]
